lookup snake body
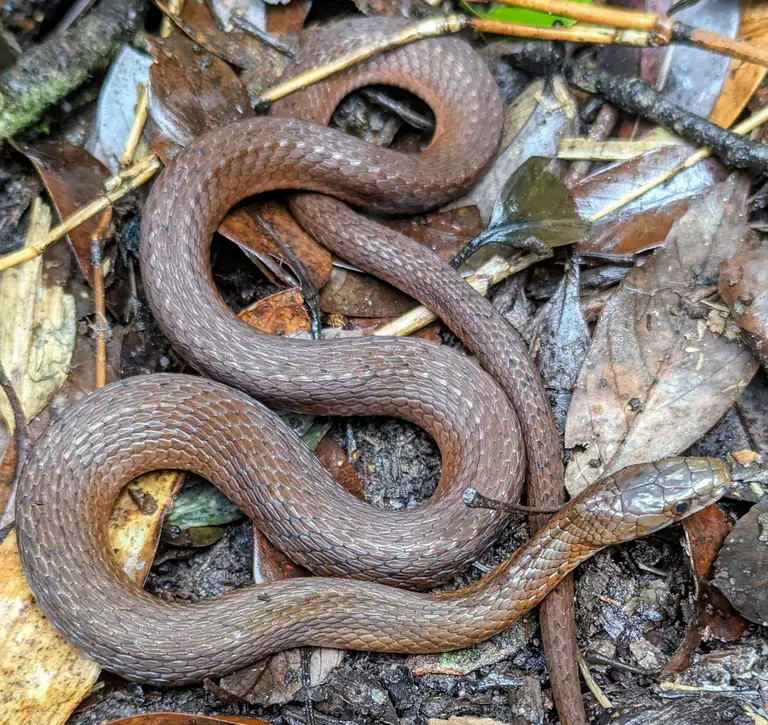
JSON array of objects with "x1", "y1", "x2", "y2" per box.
[{"x1": 13, "y1": 17, "x2": 727, "y2": 723}]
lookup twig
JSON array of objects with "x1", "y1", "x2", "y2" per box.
[
  {"x1": 230, "y1": 10, "x2": 298, "y2": 60},
  {"x1": 0, "y1": 363, "x2": 30, "y2": 485},
  {"x1": 466, "y1": 0, "x2": 768, "y2": 66},
  {"x1": 119, "y1": 83, "x2": 149, "y2": 169},
  {"x1": 463, "y1": 487, "x2": 562, "y2": 516},
  {"x1": 90, "y1": 230, "x2": 110, "y2": 389},
  {"x1": 256, "y1": 14, "x2": 469, "y2": 106},
  {"x1": 578, "y1": 651, "x2": 614, "y2": 709},
  {"x1": 373, "y1": 252, "x2": 548, "y2": 337},
  {"x1": 0, "y1": 154, "x2": 162, "y2": 274},
  {"x1": 564, "y1": 103, "x2": 619, "y2": 185},
  {"x1": 567, "y1": 59, "x2": 768, "y2": 171},
  {"x1": 588, "y1": 103, "x2": 768, "y2": 222},
  {"x1": 0, "y1": 0, "x2": 145, "y2": 139},
  {"x1": 467, "y1": 0, "x2": 673, "y2": 36}
]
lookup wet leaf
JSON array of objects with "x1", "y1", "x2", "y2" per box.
[
  {"x1": 84, "y1": 44, "x2": 152, "y2": 173},
  {"x1": 319, "y1": 267, "x2": 413, "y2": 318},
  {"x1": 216, "y1": 647, "x2": 345, "y2": 706},
  {"x1": 713, "y1": 498, "x2": 768, "y2": 625},
  {"x1": 565, "y1": 175, "x2": 760, "y2": 495},
  {"x1": 718, "y1": 246, "x2": 768, "y2": 369},
  {"x1": 146, "y1": 34, "x2": 251, "y2": 163},
  {"x1": 529, "y1": 260, "x2": 590, "y2": 429},
  {"x1": 466, "y1": 157, "x2": 586, "y2": 263},
  {"x1": 219, "y1": 199, "x2": 332, "y2": 292},
  {"x1": 239, "y1": 287, "x2": 311, "y2": 336},
  {"x1": 574, "y1": 146, "x2": 727, "y2": 256},
  {"x1": 0, "y1": 471, "x2": 182, "y2": 725},
  {"x1": 167, "y1": 479, "x2": 245, "y2": 530},
  {"x1": 653, "y1": 0, "x2": 739, "y2": 119},
  {"x1": 446, "y1": 79, "x2": 579, "y2": 223},
  {"x1": 708, "y1": 0, "x2": 768, "y2": 127},
  {"x1": 315, "y1": 435, "x2": 366, "y2": 501},
  {"x1": 383, "y1": 206, "x2": 484, "y2": 263},
  {"x1": 21, "y1": 142, "x2": 113, "y2": 283},
  {"x1": 464, "y1": 0, "x2": 592, "y2": 28}
]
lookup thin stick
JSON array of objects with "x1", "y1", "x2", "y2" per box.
[
  {"x1": 578, "y1": 651, "x2": 614, "y2": 709},
  {"x1": 0, "y1": 363, "x2": 30, "y2": 483},
  {"x1": 472, "y1": 18, "x2": 653, "y2": 47},
  {"x1": 589, "y1": 103, "x2": 768, "y2": 222},
  {"x1": 119, "y1": 83, "x2": 148, "y2": 169},
  {"x1": 0, "y1": 154, "x2": 162, "y2": 273},
  {"x1": 463, "y1": 487, "x2": 562, "y2": 516},
  {"x1": 373, "y1": 252, "x2": 548, "y2": 337},
  {"x1": 465, "y1": 0, "x2": 671, "y2": 35},
  {"x1": 675, "y1": 23, "x2": 768, "y2": 68},
  {"x1": 90, "y1": 227, "x2": 110, "y2": 389},
  {"x1": 257, "y1": 14, "x2": 468, "y2": 105}
]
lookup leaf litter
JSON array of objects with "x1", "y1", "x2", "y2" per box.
[{"x1": 0, "y1": 1, "x2": 768, "y2": 724}]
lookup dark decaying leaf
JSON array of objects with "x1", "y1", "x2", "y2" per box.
[
  {"x1": 146, "y1": 34, "x2": 251, "y2": 163},
  {"x1": 713, "y1": 498, "x2": 768, "y2": 624},
  {"x1": 529, "y1": 259, "x2": 590, "y2": 392},
  {"x1": 737, "y1": 370, "x2": 768, "y2": 459},
  {"x1": 664, "y1": 504, "x2": 746, "y2": 674},
  {"x1": 383, "y1": 206, "x2": 484, "y2": 263},
  {"x1": 319, "y1": 267, "x2": 414, "y2": 318},
  {"x1": 574, "y1": 146, "x2": 727, "y2": 256},
  {"x1": 564, "y1": 174, "x2": 760, "y2": 495},
  {"x1": 447, "y1": 79, "x2": 578, "y2": 223},
  {"x1": 718, "y1": 246, "x2": 768, "y2": 369},
  {"x1": 156, "y1": 0, "x2": 288, "y2": 75},
  {"x1": 456, "y1": 157, "x2": 586, "y2": 268},
  {"x1": 216, "y1": 648, "x2": 345, "y2": 706},
  {"x1": 219, "y1": 199, "x2": 332, "y2": 292},
  {"x1": 613, "y1": 695, "x2": 754, "y2": 725},
  {"x1": 21, "y1": 141, "x2": 112, "y2": 284}
]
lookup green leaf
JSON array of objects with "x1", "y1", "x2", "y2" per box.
[
  {"x1": 462, "y1": 0, "x2": 593, "y2": 29},
  {"x1": 166, "y1": 418, "x2": 335, "y2": 531}
]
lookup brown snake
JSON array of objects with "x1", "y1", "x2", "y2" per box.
[{"x1": 14, "y1": 17, "x2": 727, "y2": 724}]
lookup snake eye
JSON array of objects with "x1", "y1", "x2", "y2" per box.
[{"x1": 675, "y1": 501, "x2": 690, "y2": 514}]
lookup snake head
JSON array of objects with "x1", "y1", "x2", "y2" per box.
[{"x1": 573, "y1": 457, "x2": 730, "y2": 547}]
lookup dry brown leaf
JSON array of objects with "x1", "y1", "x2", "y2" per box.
[
  {"x1": 239, "y1": 287, "x2": 312, "y2": 336},
  {"x1": 0, "y1": 471, "x2": 183, "y2": 725},
  {"x1": 265, "y1": 0, "x2": 312, "y2": 32},
  {"x1": 565, "y1": 175, "x2": 760, "y2": 495},
  {"x1": 21, "y1": 142, "x2": 112, "y2": 284},
  {"x1": 219, "y1": 199, "x2": 332, "y2": 291},
  {"x1": 708, "y1": 0, "x2": 768, "y2": 128}
]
